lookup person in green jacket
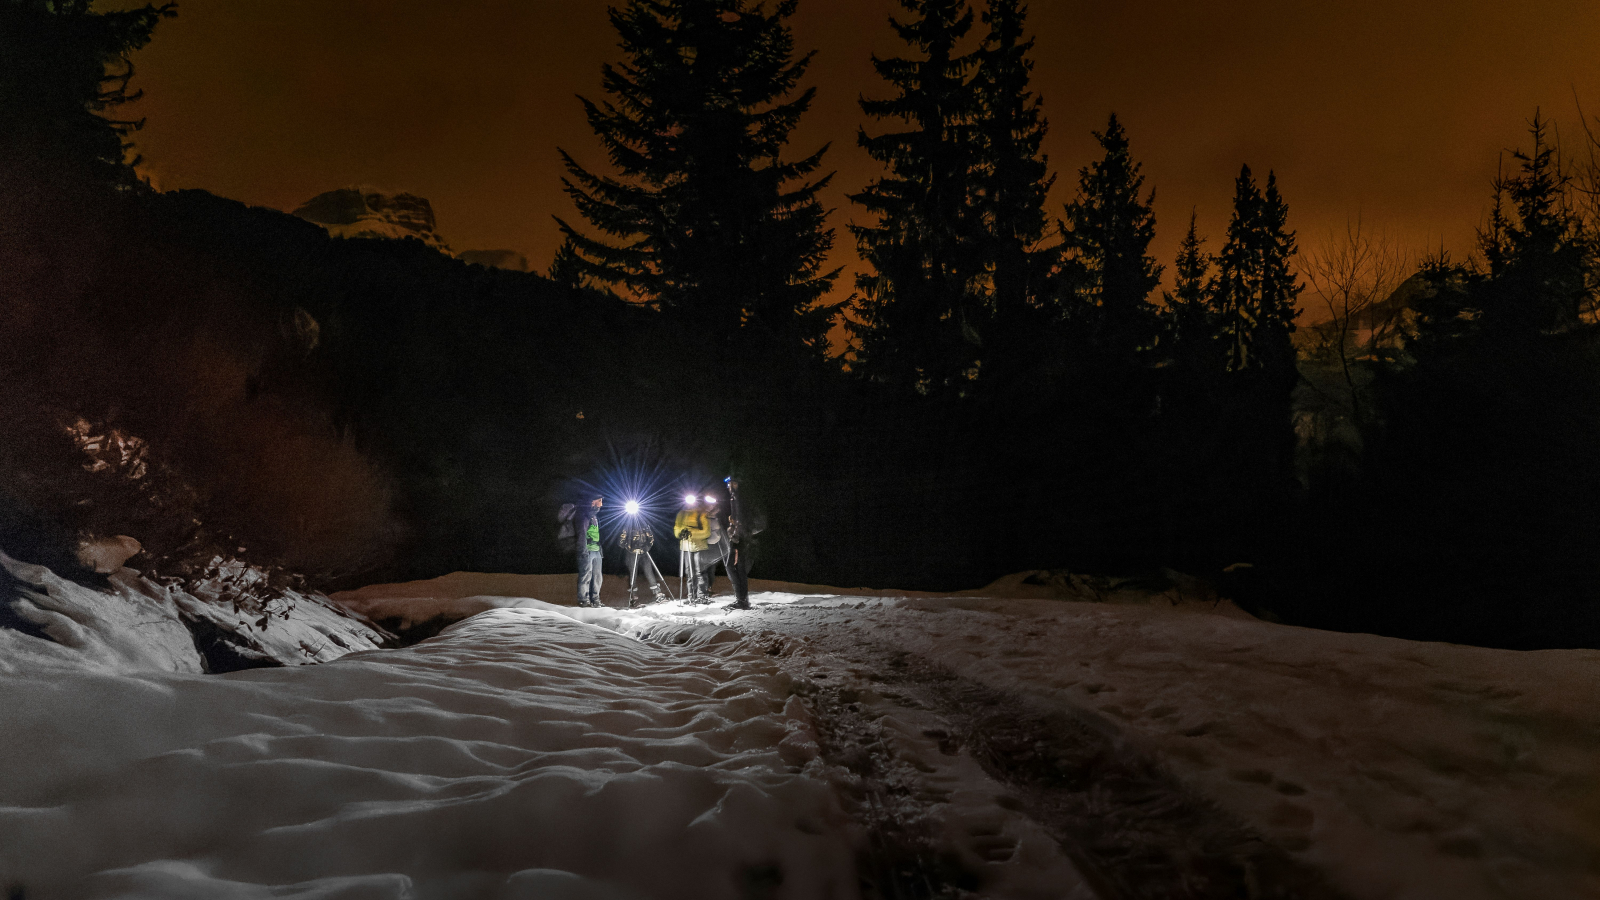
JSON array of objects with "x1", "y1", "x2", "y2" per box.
[{"x1": 576, "y1": 496, "x2": 604, "y2": 607}]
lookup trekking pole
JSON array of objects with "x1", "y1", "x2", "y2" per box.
[{"x1": 647, "y1": 551, "x2": 675, "y2": 600}]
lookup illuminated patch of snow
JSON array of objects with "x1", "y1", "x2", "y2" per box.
[{"x1": 0, "y1": 606, "x2": 858, "y2": 899}]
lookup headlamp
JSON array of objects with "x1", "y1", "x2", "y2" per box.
[
  {"x1": 704, "y1": 495, "x2": 717, "y2": 504},
  {"x1": 625, "y1": 500, "x2": 640, "y2": 516},
  {"x1": 684, "y1": 493, "x2": 697, "y2": 505}
]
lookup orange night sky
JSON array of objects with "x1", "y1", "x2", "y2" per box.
[{"x1": 114, "y1": 0, "x2": 1600, "y2": 317}]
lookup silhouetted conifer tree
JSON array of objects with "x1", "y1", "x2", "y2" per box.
[
  {"x1": 848, "y1": 0, "x2": 986, "y2": 393},
  {"x1": 1477, "y1": 114, "x2": 1594, "y2": 337},
  {"x1": 1058, "y1": 114, "x2": 1162, "y2": 358},
  {"x1": 556, "y1": 0, "x2": 840, "y2": 356},
  {"x1": 972, "y1": 0, "x2": 1054, "y2": 327},
  {"x1": 1404, "y1": 251, "x2": 1475, "y2": 361},
  {"x1": 1410, "y1": 115, "x2": 1595, "y2": 360},
  {"x1": 0, "y1": 0, "x2": 174, "y2": 192},
  {"x1": 1211, "y1": 165, "x2": 1301, "y2": 375},
  {"x1": 1164, "y1": 210, "x2": 1212, "y2": 349}
]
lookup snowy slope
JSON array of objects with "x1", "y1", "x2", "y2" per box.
[
  {"x1": 0, "y1": 604, "x2": 859, "y2": 900},
  {"x1": 0, "y1": 550, "x2": 390, "y2": 674}
]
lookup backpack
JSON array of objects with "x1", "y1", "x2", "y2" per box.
[{"x1": 556, "y1": 503, "x2": 578, "y2": 551}]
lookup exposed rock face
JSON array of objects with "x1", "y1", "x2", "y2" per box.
[
  {"x1": 458, "y1": 249, "x2": 529, "y2": 272},
  {"x1": 76, "y1": 535, "x2": 141, "y2": 574},
  {"x1": 292, "y1": 187, "x2": 451, "y2": 252}
]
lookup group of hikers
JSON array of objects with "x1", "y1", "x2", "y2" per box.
[{"x1": 561, "y1": 477, "x2": 763, "y2": 611}]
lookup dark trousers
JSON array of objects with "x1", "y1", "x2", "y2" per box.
[{"x1": 724, "y1": 541, "x2": 752, "y2": 604}]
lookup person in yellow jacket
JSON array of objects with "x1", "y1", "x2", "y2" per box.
[{"x1": 674, "y1": 493, "x2": 713, "y2": 601}]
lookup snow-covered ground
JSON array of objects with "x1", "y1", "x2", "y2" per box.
[
  {"x1": 0, "y1": 599, "x2": 859, "y2": 900},
  {"x1": 0, "y1": 551, "x2": 390, "y2": 675},
  {"x1": 4, "y1": 564, "x2": 1598, "y2": 899}
]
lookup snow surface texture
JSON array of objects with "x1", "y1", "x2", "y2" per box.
[
  {"x1": 624, "y1": 590, "x2": 1600, "y2": 900},
  {"x1": 344, "y1": 572, "x2": 1600, "y2": 899},
  {"x1": 0, "y1": 550, "x2": 389, "y2": 674},
  {"x1": 0, "y1": 604, "x2": 860, "y2": 900},
  {"x1": 8, "y1": 561, "x2": 1598, "y2": 899}
]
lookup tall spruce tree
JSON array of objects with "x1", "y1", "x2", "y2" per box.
[
  {"x1": 1477, "y1": 113, "x2": 1593, "y2": 337},
  {"x1": 555, "y1": 0, "x2": 840, "y2": 355},
  {"x1": 1256, "y1": 172, "x2": 1303, "y2": 373},
  {"x1": 972, "y1": 0, "x2": 1053, "y2": 324},
  {"x1": 0, "y1": 0, "x2": 175, "y2": 192},
  {"x1": 1211, "y1": 165, "x2": 1301, "y2": 375},
  {"x1": 848, "y1": 0, "x2": 986, "y2": 392},
  {"x1": 1058, "y1": 114, "x2": 1162, "y2": 358},
  {"x1": 1164, "y1": 210, "x2": 1212, "y2": 348},
  {"x1": 1410, "y1": 116, "x2": 1595, "y2": 359}
]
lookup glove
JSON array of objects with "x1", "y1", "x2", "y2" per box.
[{"x1": 678, "y1": 529, "x2": 690, "y2": 541}]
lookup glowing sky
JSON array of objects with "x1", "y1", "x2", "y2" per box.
[{"x1": 117, "y1": 0, "x2": 1600, "y2": 314}]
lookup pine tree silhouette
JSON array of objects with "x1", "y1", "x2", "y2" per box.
[
  {"x1": 972, "y1": 0, "x2": 1054, "y2": 329},
  {"x1": 0, "y1": 0, "x2": 174, "y2": 192},
  {"x1": 848, "y1": 0, "x2": 986, "y2": 393},
  {"x1": 555, "y1": 0, "x2": 840, "y2": 355},
  {"x1": 1477, "y1": 112, "x2": 1592, "y2": 338},
  {"x1": 1058, "y1": 113, "x2": 1162, "y2": 359},
  {"x1": 1256, "y1": 172, "x2": 1303, "y2": 377},
  {"x1": 1211, "y1": 164, "x2": 1300, "y2": 375},
  {"x1": 1164, "y1": 210, "x2": 1212, "y2": 350}
]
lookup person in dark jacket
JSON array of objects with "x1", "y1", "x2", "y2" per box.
[
  {"x1": 575, "y1": 496, "x2": 604, "y2": 607},
  {"x1": 722, "y1": 478, "x2": 761, "y2": 610},
  {"x1": 620, "y1": 512, "x2": 668, "y2": 607}
]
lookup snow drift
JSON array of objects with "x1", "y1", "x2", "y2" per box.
[
  {"x1": 0, "y1": 549, "x2": 390, "y2": 674},
  {"x1": 0, "y1": 604, "x2": 858, "y2": 900}
]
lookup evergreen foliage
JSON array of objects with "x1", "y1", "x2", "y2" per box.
[
  {"x1": 555, "y1": 0, "x2": 840, "y2": 356},
  {"x1": 1478, "y1": 114, "x2": 1594, "y2": 337},
  {"x1": 0, "y1": 0, "x2": 174, "y2": 191},
  {"x1": 972, "y1": 0, "x2": 1054, "y2": 327},
  {"x1": 1058, "y1": 114, "x2": 1162, "y2": 358},
  {"x1": 1211, "y1": 165, "x2": 1301, "y2": 376},
  {"x1": 848, "y1": 0, "x2": 986, "y2": 393},
  {"x1": 1410, "y1": 114, "x2": 1595, "y2": 359},
  {"x1": 1165, "y1": 211, "x2": 1211, "y2": 345}
]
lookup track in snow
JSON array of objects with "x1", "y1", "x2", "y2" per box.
[{"x1": 742, "y1": 621, "x2": 1345, "y2": 900}]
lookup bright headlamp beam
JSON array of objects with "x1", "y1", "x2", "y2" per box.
[{"x1": 624, "y1": 500, "x2": 640, "y2": 516}]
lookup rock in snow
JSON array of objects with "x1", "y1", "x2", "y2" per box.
[{"x1": 74, "y1": 535, "x2": 142, "y2": 574}]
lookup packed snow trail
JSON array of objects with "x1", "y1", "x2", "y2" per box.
[{"x1": 776, "y1": 633, "x2": 1339, "y2": 899}]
